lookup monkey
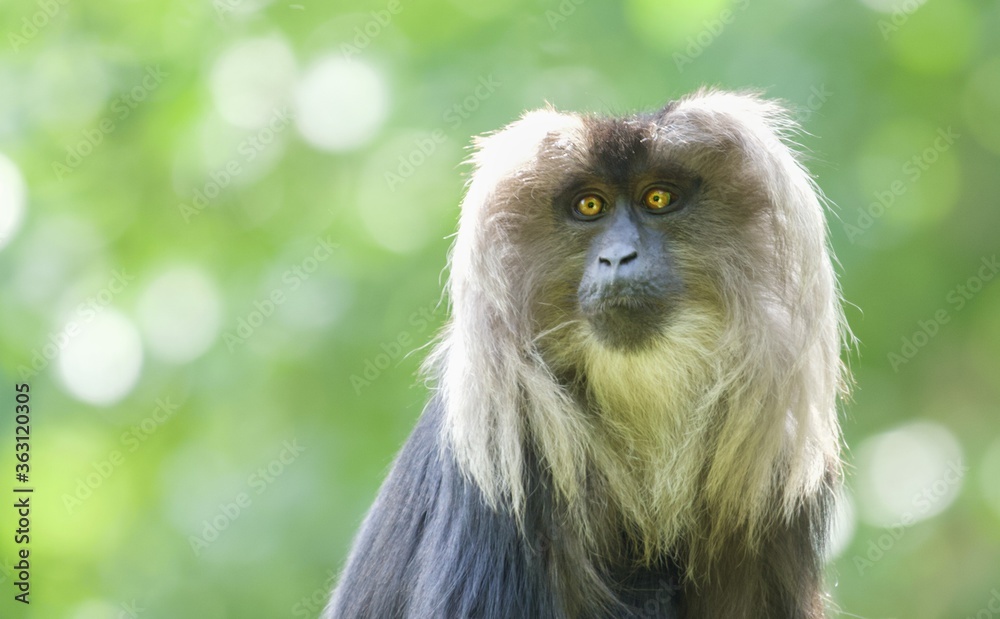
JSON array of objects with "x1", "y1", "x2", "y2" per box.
[{"x1": 324, "y1": 89, "x2": 850, "y2": 619}]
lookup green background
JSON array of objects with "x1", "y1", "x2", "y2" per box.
[{"x1": 1, "y1": 0, "x2": 999, "y2": 617}]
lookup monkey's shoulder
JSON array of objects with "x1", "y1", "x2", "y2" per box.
[
  {"x1": 328, "y1": 397, "x2": 680, "y2": 618},
  {"x1": 327, "y1": 398, "x2": 563, "y2": 618}
]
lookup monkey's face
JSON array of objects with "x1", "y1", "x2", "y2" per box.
[
  {"x1": 501, "y1": 113, "x2": 769, "y2": 356},
  {"x1": 560, "y1": 164, "x2": 696, "y2": 351}
]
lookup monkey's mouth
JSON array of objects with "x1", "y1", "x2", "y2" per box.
[{"x1": 578, "y1": 286, "x2": 671, "y2": 351}]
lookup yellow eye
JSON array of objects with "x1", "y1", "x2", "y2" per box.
[
  {"x1": 643, "y1": 188, "x2": 674, "y2": 211},
  {"x1": 575, "y1": 194, "x2": 606, "y2": 217}
]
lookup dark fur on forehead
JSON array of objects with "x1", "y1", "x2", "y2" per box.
[{"x1": 581, "y1": 115, "x2": 654, "y2": 186}]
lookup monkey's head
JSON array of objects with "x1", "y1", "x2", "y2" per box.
[{"x1": 429, "y1": 90, "x2": 847, "y2": 541}]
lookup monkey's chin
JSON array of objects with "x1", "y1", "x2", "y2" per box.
[{"x1": 583, "y1": 302, "x2": 667, "y2": 352}]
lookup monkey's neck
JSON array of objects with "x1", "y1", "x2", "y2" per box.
[{"x1": 537, "y1": 364, "x2": 703, "y2": 558}]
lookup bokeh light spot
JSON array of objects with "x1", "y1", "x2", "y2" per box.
[
  {"x1": 293, "y1": 56, "x2": 389, "y2": 152},
  {"x1": 210, "y1": 35, "x2": 298, "y2": 129},
  {"x1": 137, "y1": 265, "x2": 223, "y2": 364},
  {"x1": 0, "y1": 152, "x2": 26, "y2": 251},
  {"x1": 855, "y1": 421, "x2": 964, "y2": 528},
  {"x1": 57, "y1": 309, "x2": 144, "y2": 406}
]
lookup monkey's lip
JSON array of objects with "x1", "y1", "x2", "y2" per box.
[
  {"x1": 578, "y1": 295, "x2": 670, "y2": 333},
  {"x1": 584, "y1": 295, "x2": 660, "y2": 314},
  {"x1": 578, "y1": 293, "x2": 667, "y2": 350},
  {"x1": 577, "y1": 282, "x2": 666, "y2": 316}
]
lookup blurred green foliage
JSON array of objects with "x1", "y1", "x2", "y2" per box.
[{"x1": 0, "y1": 0, "x2": 999, "y2": 617}]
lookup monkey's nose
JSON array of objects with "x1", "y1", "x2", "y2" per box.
[{"x1": 598, "y1": 246, "x2": 639, "y2": 269}]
